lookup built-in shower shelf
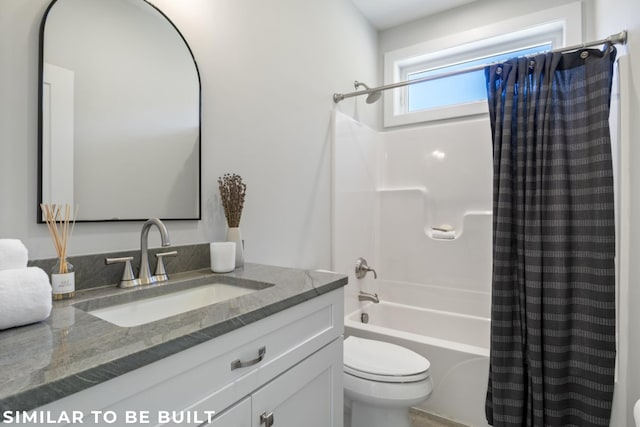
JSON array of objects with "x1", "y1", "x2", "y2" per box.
[{"x1": 424, "y1": 210, "x2": 492, "y2": 241}]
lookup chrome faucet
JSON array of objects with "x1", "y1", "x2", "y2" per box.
[
  {"x1": 358, "y1": 291, "x2": 379, "y2": 304},
  {"x1": 138, "y1": 218, "x2": 171, "y2": 285}
]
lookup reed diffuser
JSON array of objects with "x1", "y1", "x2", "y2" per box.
[
  {"x1": 40, "y1": 203, "x2": 78, "y2": 300},
  {"x1": 218, "y1": 173, "x2": 246, "y2": 267}
]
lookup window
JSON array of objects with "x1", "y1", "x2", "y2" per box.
[
  {"x1": 406, "y1": 44, "x2": 552, "y2": 111},
  {"x1": 383, "y1": 3, "x2": 582, "y2": 127}
]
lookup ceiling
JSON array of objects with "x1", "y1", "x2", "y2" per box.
[{"x1": 351, "y1": 0, "x2": 478, "y2": 30}]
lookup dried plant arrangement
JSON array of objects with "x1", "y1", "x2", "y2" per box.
[
  {"x1": 218, "y1": 173, "x2": 247, "y2": 228},
  {"x1": 40, "y1": 203, "x2": 78, "y2": 273}
]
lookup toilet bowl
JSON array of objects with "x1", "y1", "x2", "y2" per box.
[{"x1": 343, "y1": 336, "x2": 433, "y2": 427}]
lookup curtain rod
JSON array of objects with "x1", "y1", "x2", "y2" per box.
[{"x1": 333, "y1": 31, "x2": 627, "y2": 103}]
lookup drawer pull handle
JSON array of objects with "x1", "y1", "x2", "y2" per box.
[
  {"x1": 231, "y1": 346, "x2": 266, "y2": 370},
  {"x1": 260, "y1": 411, "x2": 274, "y2": 427}
]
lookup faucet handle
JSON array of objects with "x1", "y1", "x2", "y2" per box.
[
  {"x1": 154, "y1": 250, "x2": 178, "y2": 281},
  {"x1": 106, "y1": 256, "x2": 138, "y2": 288},
  {"x1": 355, "y1": 257, "x2": 377, "y2": 279}
]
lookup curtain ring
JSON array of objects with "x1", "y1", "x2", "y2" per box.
[
  {"x1": 528, "y1": 60, "x2": 535, "y2": 69},
  {"x1": 496, "y1": 67, "x2": 502, "y2": 75},
  {"x1": 580, "y1": 51, "x2": 590, "y2": 59}
]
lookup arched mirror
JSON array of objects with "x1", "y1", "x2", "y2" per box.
[{"x1": 38, "y1": 0, "x2": 201, "y2": 222}]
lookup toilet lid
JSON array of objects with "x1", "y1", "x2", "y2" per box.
[{"x1": 344, "y1": 336, "x2": 430, "y2": 383}]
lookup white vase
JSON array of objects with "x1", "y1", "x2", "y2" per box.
[{"x1": 226, "y1": 227, "x2": 244, "y2": 268}]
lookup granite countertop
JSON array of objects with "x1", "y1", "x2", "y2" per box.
[{"x1": 0, "y1": 263, "x2": 347, "y2": 412}]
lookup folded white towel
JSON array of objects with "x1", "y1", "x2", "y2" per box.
[
  {"x1": 0, "y1": 267, "x2": 52, "y2": 330},
  {"x1": 0, "y1": 239, "x2": 29, "y2": 271}
]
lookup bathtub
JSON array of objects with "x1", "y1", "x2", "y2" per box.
[{"x1": 344, "y1": 283, "x2": 491, "y2": 427}]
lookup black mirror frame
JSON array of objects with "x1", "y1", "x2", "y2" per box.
[{"x1": 37, "y1": 0, "x2": 202, "y2": 223}]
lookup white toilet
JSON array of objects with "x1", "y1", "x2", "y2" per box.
[{"x1": 343, "y1": 336, "x2": 433, "y2": 427}]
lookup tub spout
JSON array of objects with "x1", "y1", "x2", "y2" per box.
[{"x1": 358, "y1": 291, "x2": 379, "y2": 304}]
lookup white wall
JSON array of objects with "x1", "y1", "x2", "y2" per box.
[
  {"x1": 586, "y1": 1, "x2": 640, "y2": 426},
  {"x1": 0, "y1": 0, "x2": 378, "y2": 268},
  {"x1": 379, "y1": 0, "x2": 581, "y2": 54}
]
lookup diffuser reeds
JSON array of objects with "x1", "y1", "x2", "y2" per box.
[
  {"x1": 40, "y1": 203, "x2": 78, "y2": 274},
  {"x1": 218, "y1": 174, "x2": 246, "y2": 228}
]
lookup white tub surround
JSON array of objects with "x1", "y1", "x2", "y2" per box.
[{"x1": 333, "y1": 111, "x2": 492, "y2": 426}]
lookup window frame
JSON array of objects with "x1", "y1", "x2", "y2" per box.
[{"x1": 382, "y1": 2, "x2": 582, "y2": 128}]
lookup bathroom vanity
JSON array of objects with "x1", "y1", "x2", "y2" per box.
[{"x1": 0, "y1": 264, "x2": 346, "y2": 426}]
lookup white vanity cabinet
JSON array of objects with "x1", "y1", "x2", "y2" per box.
[{"x1": 34, "y1": 288, "x2": 344, "y2": 427}]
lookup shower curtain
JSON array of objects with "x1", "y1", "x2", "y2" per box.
[{"x1": 484, "y1": 46, "x2": 617, "y2": 427}]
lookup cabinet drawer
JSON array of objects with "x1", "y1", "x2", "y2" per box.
[{"x1": 205, "y1": 397, "x2": 250, "y2": 427}]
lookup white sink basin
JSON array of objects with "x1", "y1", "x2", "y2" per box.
[{"x1": 88, "y1": 283, "x2": 257, "y2": 327}]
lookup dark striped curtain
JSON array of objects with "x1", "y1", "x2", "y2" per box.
[{"x1": 484, "y1": 46, "x2": 617, "y2": 427}]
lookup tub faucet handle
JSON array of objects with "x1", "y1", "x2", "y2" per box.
[{"x1": 355, "y1": 257, "x2": 377, "y2": 279}]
